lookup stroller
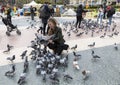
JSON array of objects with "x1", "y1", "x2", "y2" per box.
[{"x1": 0, "y1": 15, "x2": 21, "y2": 36}]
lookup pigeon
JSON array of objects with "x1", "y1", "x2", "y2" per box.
[
  {"x1": 7, "y1": 55, "x2": 15, "y2": 62},
  {"x1": 73, "y1": 51, "x2": 81, "y2": 59},
  {"x1": 91, "y1": 50, "x2": 100, "y2": 59},
  {"x1": 23, "y1": 60, "x2": 29, "y2": 73},
  {"x1": 71, "y1": 44, "x2": 77, "y2": 50},
  {"x1": 49, "y1": 73, "x2": 60, "y2": 84},
  {"x1": 91, "y1": 30, "x2": 94, "y2": 37},
  {"x1": 67, "y1": 32, "x2": 71, "y2": 37},
  {"x1": 76, "y1": 32, "x2": 84, "y2": 37},
  {"x1": 96, "y1": 30, "x2": 99, "y2": 33},
  {"x1": 108, "y1": 33, "x2": 113, "y2": 38},
  {"x1": 17, "y1": 72, "x2": 26, "y2": 85},
  {"x1": 37, "y1": 27, "x2": 43, "y2": 33},
  {"x1": 26, "y1": 19, "x2": 29, "y2": 22},
  {"x1": 88, "y1": 42, "x2": 95, "y2": 47},
  {"x1": 23, "y1": 56, "x2": 29, "y2": 72},
  {"x1": 112, "y1": 27, "x2": 116, "y2": 32},
  {"x1": 112, "y1": 23, "x2": 116, "y2": 32},
  {"x1": 63, "y1": 74, "x2": 73, "y2": 80},
  {"x1": 91, "y1": 50, "x2": 95, "y2": 55},
  {"x1": 73, "y1": 59, "x2": 80, "y2": 70},
  {"x1": 114, "y1": 31, "x2": 119, "y2": 36},
  {"x1": 100, "y1": 33, "x2": 106, "y2": 38},
  {"x1": 114, "y1": 43, "x2": 118, "y2": 50},
  {"x1": 72, "y1": 28, "x2": 78, "y2": 33},
  {"x1": 92, "y1": 55, "x2": 100, "y2": 59},
  {"x1": 5, "y1": 64, "x2": 15, "y2": 76},
  {"x1": 41, "y1": 71, "x2": 47, "y2": 81},
  {"x1": 20, "y1": 50, "x2": 27, "y2": 59},
  {"x1": 82, "y1": 70, "x2": 90, "y2": 80},
  {"x1": 63, "y1": 28, "x2": 67, "y2": 32},
  {"x1": 85, "y1": 31, "x2": 88, "y2": 35},
  {"x1": 3, "y1": 44, "x2": 14, "y2": 53}
]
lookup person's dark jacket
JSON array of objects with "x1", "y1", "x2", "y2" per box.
[
  {"x1": 30, "y1": 7, "x2": 34, "y2": 14},
  {"x1": 7, "y1": 8, "x2": 12, "y2": 23},
  {"x1": 50, "y1": 27, "x2": 65, "y2": 44},
  {"x1": 106, "y1": 6, "x2": 115, "y2": 18},
  {"x1": 76, "y1": 8, "x2": 86, "y2": 17},
  {"x1": 44, "y1": 5, "x2": 51, "y2": 17},
  {"x1": 7, "y1": 8, "x2": 11, "y2": 16},
  {"x1": 41, "y1": 5, "x2": 51, "y2": 23}
]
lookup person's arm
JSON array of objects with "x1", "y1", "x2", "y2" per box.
[
  {"x1": 82, "y1": 9, "x2": 88, "y2": 13},
  {"x1": 53, "y1": 31, "x2": 61, "y2": 42},
  {"x1": 51, "y1": 28, "x2": 62, "y2": 42}
]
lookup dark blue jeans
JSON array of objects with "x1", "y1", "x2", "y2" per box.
[{"x1": 108, "y1": 16, "x2": 113, "y2": 25}]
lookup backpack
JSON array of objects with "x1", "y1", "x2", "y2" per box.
[
  {"x1": 39, "y1": 6, "x2": 45, "y2": 18},
  {"x1": 39, "y1": 5, "x2": 50, "y2": 18},
  {"x1": 110, "y1": 7, "x2": 115, "y2": 15}
]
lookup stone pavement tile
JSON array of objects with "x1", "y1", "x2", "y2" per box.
[{"x1": 0, "y1": 44, "x2": 120, "y2": 85}]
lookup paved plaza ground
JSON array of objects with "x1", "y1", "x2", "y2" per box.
[{"x1": 0, "y1": 16, "x2": 120, "y2": 85}]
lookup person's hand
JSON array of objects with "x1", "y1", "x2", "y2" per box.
[{"x1": 49, "y1": 40, "x2": 54, "y2": 44}]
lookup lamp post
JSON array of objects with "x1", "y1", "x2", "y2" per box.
[{"x1": 55, "y1": 0, "x2": 56, "y2": 4}]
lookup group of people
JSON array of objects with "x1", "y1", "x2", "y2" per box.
[
  {"x1": 2, "y1": 2, "x2": 116, "y2": 55},
  {"x1": 75, "y1": 2, "x2": 116, "y2": 30},
  {"x1": 97, "y1": 2, "x2": 115, "y2": 26},
  {"x1": 30, "y1": 2, "x2": 116, "y2": 55}
]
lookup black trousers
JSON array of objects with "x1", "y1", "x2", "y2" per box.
[
  {"x1": 43, "y1": 23, "x2": 47, "y2": 35},
  {"x1": 31, "y1": 13, "x2": 34, "y2": 20},
  {"x1": 103, "y1": 11, "x2": 106, "y2": 19},
  {"x1": 47, "y1": 43, "x2": 64, "y2": 55},
  {"x1": 7, "y1": 15, "x2": 12, "y2": 23},
  {"x1": 76, "y1": 16, "x2": 82, "y2": 28}
]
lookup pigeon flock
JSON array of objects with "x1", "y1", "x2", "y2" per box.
[
  {"x1": 1, "y1": 17, "x2": 120, "y2": 85},
  {"x1": 61, "y1": 19, "x2": 119, "y2": 40}
]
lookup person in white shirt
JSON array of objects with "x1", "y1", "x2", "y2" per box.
[{"x1": 97, "y1": 5, "x2": 104, "y2": 25}]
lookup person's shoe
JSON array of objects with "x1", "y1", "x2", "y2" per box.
[{"x1": 63, "y1": 44, "x2": 69, "y2": 50}]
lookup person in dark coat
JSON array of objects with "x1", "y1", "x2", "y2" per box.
[
  {"x1": 41, "y1": 2, "x2": 51, "y2": 35},
  {"x1": 6, "y1": 4, "x2": 12, "y2": 23},
  {"x1": 106, "y1": 2, "x2": 115, "y2": 26},
  {"x1": 47, "y1": 18, "x2": 68, "y2": 55},
  {"x1": 75, "y1": 4, "x2": 86, "y2": 28},
  {"x1": 30, "y1": 6, "x2": 35, "y2": 20}
]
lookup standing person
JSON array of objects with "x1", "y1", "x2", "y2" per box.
[
  {"x1": 50, "y1": 7, "x2": 54, "y2": 17},
  {"x1": 106, "y1": 2, "x2": 115, "y2": 26},
  {"x1": 97, "y1": 5, "x2": 104, "y2": 25},
  {"x1": 6, "y1": 4, "x2": 12, "y2": 23},
  {"x1": 47, "y1": 18, "x2": 69, "y2": 55},
  {"x1": 75, "y1": 4, "x2": 86, "y2": 28},
  {"x1": 13, "y1": 5, "x2": 17, "y2": 13},
  {"x1": 103, "y1": 3, "x2": 107, "y2": 19},
  {"x1": 39, "y1": 2, "x2": 51, "y2": 35},
  {"x1": 30, "y1": 6, "x2": 35, "y2": 21},
  {"x1": 1, "y1": 6, "x2": 5, "y2": 14}
]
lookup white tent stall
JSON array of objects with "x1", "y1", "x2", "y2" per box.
[
  {"x1": 24, "y1": 1, "x2": 42, "y2": 7},
  {"x1": 23, "y1": 1, "x2": 42, "y2": 16},
  {"x1": 62, "y1": 9, "x2": 76, "y2": 17}
]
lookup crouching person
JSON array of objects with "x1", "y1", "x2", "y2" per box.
[{"x1": 47, "y1": 18, "x2": 69, "y2": 55}]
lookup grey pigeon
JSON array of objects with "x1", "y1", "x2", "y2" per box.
[
  {"x1": 71, "y1": 44, "x2": 77, "y2": 50},
  {"x1": 88, "y1": 42, "x2": 95, "y2": 47},
  {"x1": 7, "y1": 55, "x2": 15, "y2": 62},
  {"x1": 3, "y1": 44, "x2": 14, "y2": 53},
  {"x1": 20, "y1": 50, "x2": 27, "y2": 59}
]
